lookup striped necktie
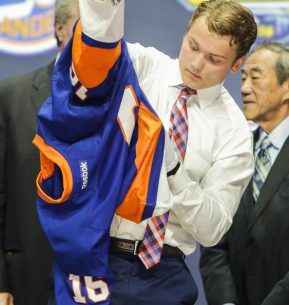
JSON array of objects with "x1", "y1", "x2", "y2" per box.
[
  {"x1": 169, "y1": 85, "x2": 196, "y2": 158},
  {"x1": 138, "y1": 85, "x2": 196, "y2": 269},
  {"x1": 252, "y1": 136, "x2": 272, "y2": 202}
]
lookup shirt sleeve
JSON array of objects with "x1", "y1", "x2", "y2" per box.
[
  {"x1": 72, "y1": 0, "x2": 124, "y2": 90},
  {"x1": 80, "y1": 0, "x2": 124, "y2": 43},
  {"x1": 169, "y1": 127, "x2": 254, "y2": 247}
]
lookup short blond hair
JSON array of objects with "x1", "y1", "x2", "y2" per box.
[{"x1": 188, "y1": 0, "x2": 257, "y2": 59}]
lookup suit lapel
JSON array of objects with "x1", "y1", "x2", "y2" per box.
[
  {"x1": 243, "y1": 129, "x2": 259, "y2": 218},
  {"x1": 247, "y1": 135, "x2": 289, "y2": 232},
  {"x1": 31, "y1": 61, "x2": 54, "y2": 115},
  {"x1": 243, "y1": 179, "x2": 254, "y2": 218}
]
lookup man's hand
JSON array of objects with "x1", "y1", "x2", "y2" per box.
[
  {"x1": 0, "y1": 293, "x2": 13, "y2": 305},
  {"x1": 164, "y1": 134, "x2": 179, "y2": 174}
]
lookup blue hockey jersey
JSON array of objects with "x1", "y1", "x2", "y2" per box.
[{"x1": 33, "y1": 20, "x2": 166, "y2": 305}]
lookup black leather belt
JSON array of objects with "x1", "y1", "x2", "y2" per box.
[{"x1": 110, "y1": 237, "x2": 185, "y2": 259}]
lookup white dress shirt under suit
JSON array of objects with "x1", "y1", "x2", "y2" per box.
[{"x1": 256, "y1": 116, "x2": 289, "y2": 166}]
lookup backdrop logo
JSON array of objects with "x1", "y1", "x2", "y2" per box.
[
  {"x1": 176, "y1": 0, "x2": 289, "y2": 44},
  {"x1": 177, "y1": 0, "x2": 289, "y2": 10},
  {"x1": 0, "y1": 0, "x2": 56, "y2": 55},
  {"x1": 176, "y1": 0, "x2": 201, "y2": 11},
  {"x1": 254, "y1": 8, "x2": 289, "y2": 44}
]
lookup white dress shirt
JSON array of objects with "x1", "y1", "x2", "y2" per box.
[
  {"x1": 110, "y1": 43, "x2": 254, "y2": 255},
  {"x1": 79, "y1": 0, "x2": 254, "y2": 256}
]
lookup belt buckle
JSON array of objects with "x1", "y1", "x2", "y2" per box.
[{"x1": 133, "y1": 240, "x2": 140, "y2": 255}]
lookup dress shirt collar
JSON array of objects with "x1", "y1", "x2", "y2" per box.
[
  {"x1": 256, "y1": 115, "x2": 289, "y2": 151},
  {"x1": 55, "y1": 52, "x2": 61, "y2": 65},
  {"x1": 168, "y1": 59, "x2": 224, "y2": 109}
]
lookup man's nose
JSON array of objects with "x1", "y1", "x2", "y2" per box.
[
  {"x1": 241, "y1": 78, "x2": 252, "y2": 96},
  {"x1": 191, "y1": 53, "x2": 205, "y2": 71}
]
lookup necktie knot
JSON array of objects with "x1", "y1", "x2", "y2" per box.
[
  {"x1": 179, "y1": 85, "x2": 197, "y2": 100},
  {"x1": 259, "y1": 135, "x2": 272, "y2": 151},
  {"x1": 258, "y1": 136, "x2": 272, "y2": 164}
]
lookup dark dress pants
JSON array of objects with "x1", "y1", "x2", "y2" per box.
[
  {"x1": 109, "y1": 251, "x2": 198, "y2": 305},
  {"x1": 48, "y1": 252, "x2": 198, "y2": 305}
]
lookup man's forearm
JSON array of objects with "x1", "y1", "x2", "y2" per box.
[{"x1": 80, "y1": 0, "x2": 124, "y2": 43}]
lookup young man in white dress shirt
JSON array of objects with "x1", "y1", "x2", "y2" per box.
[{"x1": 47, "y1": 0, "x2": 257, "y2": 304}]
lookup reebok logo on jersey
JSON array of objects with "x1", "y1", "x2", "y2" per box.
[
  {"x1": 80, "y1": 161, "x2": 88, "y2": 190},
  {"x1": 111, "y1": 0, "x2": 122, "y2": 5}
]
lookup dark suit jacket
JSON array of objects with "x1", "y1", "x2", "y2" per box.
[
  {"x1": 200, "y1": 133, "x2": 289, "y2": 305},
  {"x1": 0, "y1": 64, "x2": 54, "y2": 305}
]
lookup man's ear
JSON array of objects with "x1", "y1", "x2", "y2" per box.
[
  {"x1": 54, "y1": 22, "x2": 63, "y2": 44},
  {"x1": 231, "y1": 55, "x2": 246, "y2": 73},
  {"x1": 281, "y1": 79, "x2": 289, "y2": 103}
]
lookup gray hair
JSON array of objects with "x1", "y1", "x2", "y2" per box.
[
  {"x1": 54, "y1": 0, "x2": 79, "y2": 46},
  {"x1": 255, "y1": 41, "x2": 289, "y2": 85}
]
